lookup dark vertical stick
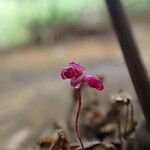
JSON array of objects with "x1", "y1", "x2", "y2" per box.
[{"x1": 105, "y1": 0, "x2": 150, "y2": 128}]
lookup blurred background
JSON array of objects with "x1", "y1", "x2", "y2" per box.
[{"x1": 0, "y1": 0, "x2": 150, "y2": 149}]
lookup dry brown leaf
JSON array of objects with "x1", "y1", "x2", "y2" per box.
[{"x1": 38, "y1": 129, "x2": 71, "y2": 150}]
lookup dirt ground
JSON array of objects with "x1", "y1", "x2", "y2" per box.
[{"x1": 0, "y1": 23, "x2": 150, "y2": 149}]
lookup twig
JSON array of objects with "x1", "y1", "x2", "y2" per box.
[{"x1": 105, "y1": 0, "x2": 150, "y2": 128}]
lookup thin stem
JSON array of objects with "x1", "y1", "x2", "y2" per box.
[
  {"x1": 75, "y1": 88, "x2": 84, "y2": 150},
  {"x1": 130, "y1": 103, "x2": 134, "y2": 128},
  {"x1": 124, "y1": 104, "x2": 129, "y2": 138},
  {"x1": 117, "y1": 117, "x2": 123, "y2": 144}
]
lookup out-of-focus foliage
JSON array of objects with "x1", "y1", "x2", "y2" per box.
[
  {"x1": 123, "y1": 0, "x2": 150, "y2": 14},
  {"x1": 0, "y1": 0, "x2": 149, "y2": 49},
  {"x1": 0, "y1": 0, "x2": 104, "y2": 49}
]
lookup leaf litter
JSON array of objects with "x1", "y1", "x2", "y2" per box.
[{"x1": 38, "y1": 85, "x2": 137, "y2": 150}]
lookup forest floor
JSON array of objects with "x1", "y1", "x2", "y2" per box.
[{"x1": 0, "y1": 23, "x2": 150, "y2": 149}]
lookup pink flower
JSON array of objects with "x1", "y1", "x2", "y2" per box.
[
  {"x1": 85, "y1": 75, "x2": 104, "y2": 91},
  {"x1": 61, "y1": 61, "x2": 104, "y2": 91}
]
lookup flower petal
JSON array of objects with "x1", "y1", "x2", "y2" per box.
[
  {"x1": 61, "y1": 67, "x2": 75, "y2": 79},
  {"x1": 85, "y1": 75, "x2": 104, "y2": 91},
  {"x1": 69, "y1": 62, "x2": 85, "y2": 72}
]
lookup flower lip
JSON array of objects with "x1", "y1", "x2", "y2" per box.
[{"x1": 85, "y1": 75, "x2": 104, "y2": 91}]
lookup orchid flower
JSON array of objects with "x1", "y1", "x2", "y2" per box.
[
  {"x1": 61, "y1": 61, "x2": 103, "y2": 90},
  {"x1": 61, "y1": 61, "x2": 104, "y2": 149}
]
